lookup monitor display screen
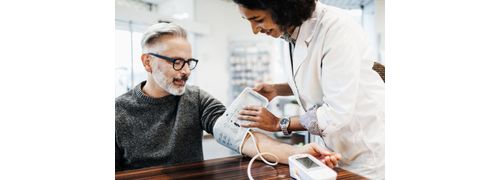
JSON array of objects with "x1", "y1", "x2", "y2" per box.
[{"x1": 296, "y1": 156, "x2": 320, "y2": 169}]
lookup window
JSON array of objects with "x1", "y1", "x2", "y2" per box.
[{"x1": 115, "y1": 26, "x2": 147, "y2": 97}]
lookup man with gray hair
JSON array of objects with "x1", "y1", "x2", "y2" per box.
[{"x1": 115, "y1": 23, "x2": 340, "y2": 171}]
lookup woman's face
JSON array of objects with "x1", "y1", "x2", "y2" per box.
[{"x1": 238, "y1": 5, "x2": 283, "y2": 38}]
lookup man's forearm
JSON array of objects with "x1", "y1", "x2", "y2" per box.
[
  {"x1": 241, "y1": 131, "x2": 296, "y2": 164},
  {"x1": 273, "y1": 83, "x2": 293, "y2": 96},
  {"x1": 239, "y1": 131, "x2": 340, "y2": 168}
]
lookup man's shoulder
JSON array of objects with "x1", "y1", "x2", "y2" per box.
[
  {"x1": 183, "y1": 85, "x2": 202, "y2": 98},
  {"x1": 115, "y1": 90, "x2": 140, "y2": 119},
  {"x1": 115, "y1": 90, "x2": 135, "y2": 107},
  {"x1": 184, "y1": 85, "x2": 218, "y2": 100},
  {"x1": 185, "y1": 85, "x2": 200, "y2": 93},
  {"x1": 115, "y1": 89, "x2": 144, "y2": 126}
]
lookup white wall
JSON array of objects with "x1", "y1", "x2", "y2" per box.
[
  {"x1": 193, "y1": 0, "x2": 256, "y2": 105},
  {"x1": 362, "y1": 0, "x2": 385, "y2": 64},
  {"x1": 157, "y1": 0, "x2": 194, "y2": 21},
  {"x1": 376, "y1": 0, "x2": 385, "y2": 63},
  {"x1": 115, "y1": 0, "x2": 208, "y2": 34}
]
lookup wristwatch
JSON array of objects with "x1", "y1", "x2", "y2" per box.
[{"x1": 279, "y1": 117, "x2": 291, "y2": 136}]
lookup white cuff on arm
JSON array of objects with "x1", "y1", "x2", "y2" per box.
[{"x1": 299, "y1": 104, "x2": 323, "y2": 135}]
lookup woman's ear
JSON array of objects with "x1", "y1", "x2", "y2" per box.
[{"x1": 141, "y1": 53, "x2": 153, "y2": 73}]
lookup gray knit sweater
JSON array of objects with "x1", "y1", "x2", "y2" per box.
[{"x1": 115, "y1": 81, "x2": 225, "y2": 171}]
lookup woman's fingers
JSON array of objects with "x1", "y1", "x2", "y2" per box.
[
  {"x1": 239, "y1": 109, "x2": 259, "y2": 116},
  {"x1": 324, "y1": 156, "x2": 334, "y2": 168},
  {"x1": 330, "y1": 155, "x2": 339, "y2": 167},
  {"x1": 242, "y1": 105, "x2": 262, "y2": 111},
  {"x1": 310, "y1": 143, "x2": 332, "y2": 156},
  {"x1": 306, "y1": 143, "x2": 341, "y2": 168},
  {"x1": 240, "y1": 121, "x2": 259, "y2": 128},
  {"x1": 253, "y1": 83, "x2": 265, "y2": 92},
  {"x1": 334, "y1": 153, "x2": 342, "y2": 161},
  {"x1": 238, "y1": 115, "x2": 258, "y2": 121},
  {"x1": 319, "y1": 155, "x2": 339, "y2": 168},
  {"x1": 239, "y1": 106, "x2": 264, "y2": 121},
  {"x1": 326, "y1": 154, "x2": 340, "y2": 167},
  {"x1": 238, "y1": 106, "x2": 262, "y2": 122}
]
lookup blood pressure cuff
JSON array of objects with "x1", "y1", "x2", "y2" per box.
[
  {"x1": 213, "y1": 88, "x2": 268, "y2": 154},
  {"x1": 213, "y1": 115, "x2": 251, "y2": 154}
]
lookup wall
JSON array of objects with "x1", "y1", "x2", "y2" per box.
[
  {"x1": 362, "y1": 0, "x2": 385, "y2": 64},
  {"x1": 194, "y1": 0, "x2": 257, "y2": 105},
  {"x1": 115, "y1": 0, "x2": 208, "y2": 34},
  {"x1": 376, "y1": 0, "x2": 385, "y2": 63}
]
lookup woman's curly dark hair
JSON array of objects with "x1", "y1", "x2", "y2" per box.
[{"x1": 233, "y1": 0, "x2": 316, "y2": 31}]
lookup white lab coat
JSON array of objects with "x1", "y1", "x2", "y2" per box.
[{"x1": 285, "y1": 2, "x2": 385, "y2": 179}]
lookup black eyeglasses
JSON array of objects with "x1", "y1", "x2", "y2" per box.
[{"x1": 148, "y1": 53, "x2": 199, "y2": 71}]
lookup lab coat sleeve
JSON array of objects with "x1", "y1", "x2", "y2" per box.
[
  {"x1": 315, "y1": 19, "x2": 364, "y2": 134},
  {"x1": 299, "y1": 105, "x2": 322, "y2": 135}
]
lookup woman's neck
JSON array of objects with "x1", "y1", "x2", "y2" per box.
[{"x1": 286, "y1": 26, "x2": 296, "y2": 35}]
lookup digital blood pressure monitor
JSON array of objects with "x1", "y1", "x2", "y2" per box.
[{"x1": 288, "y1": 154, "x2": 337, "y2": 180}]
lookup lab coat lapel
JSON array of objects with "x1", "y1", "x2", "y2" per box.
[
  {"x1": 292, "y1": 40, "x2": 307, "y2": 77},
  {"x1": 292, "y1": 9, "x2": 320, "y2": 77},
  {"x1": 288, "y1": 11, "x2": 321, "y2": 112}
]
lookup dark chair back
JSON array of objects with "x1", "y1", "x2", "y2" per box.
[{"x1": 372, "y1": 62, "x2": 385, "y2": 82}]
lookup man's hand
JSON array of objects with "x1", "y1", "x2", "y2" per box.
[
  {"x1": 294, "y1": 143, "x2": 342, "y2": 168},
  {"x1": 239, "y1": 105, "x2": 280, "y2": 132},
  {"x1": 253, "y1": 83, "x2": 278, "y2": 102}
]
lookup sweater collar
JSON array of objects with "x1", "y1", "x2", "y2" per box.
[{"x1": 133, "y1": 81, "x2": 180, "y2": 104}]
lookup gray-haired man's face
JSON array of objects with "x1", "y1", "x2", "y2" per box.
[{"x1": 149, "y1": 36, "x2": 192, "y2": 95}]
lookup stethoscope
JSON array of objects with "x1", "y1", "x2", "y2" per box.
[{"x1": 289, "y1": 42, "x2": 295, "y2": 77}]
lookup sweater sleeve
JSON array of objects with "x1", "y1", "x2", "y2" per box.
[
  {"x1": 198, "y1": 89, "x2": 226, "y2": 134},
  {"x1": 115, "y1": 133, "x2": 123, "y2": 171},
  {"x1": 115, "y1": 102, "x2": 124, "y2": 171}
]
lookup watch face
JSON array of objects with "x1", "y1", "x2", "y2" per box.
[{"x1": 280, "y1": 118, "x2": 288, "y2": 125}]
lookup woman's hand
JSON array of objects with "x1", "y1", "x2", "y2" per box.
[
  {"x1": 294, "y1": 143, "x2": 342, "y2": 168},
  {"x1": 253, "y1": 83, "x2": 278, "y2": 102},
  {"x1": 238, "y1": 105, "x2": 280, "y2": 132}
]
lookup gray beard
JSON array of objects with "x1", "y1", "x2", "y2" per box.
[{"x1": 152, "y1": 70, "x2": 186, "y2": 96}]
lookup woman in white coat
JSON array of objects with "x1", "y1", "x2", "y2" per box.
[{"x1": 234, "y1": 0, "x2": 385, "y2": 179}]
